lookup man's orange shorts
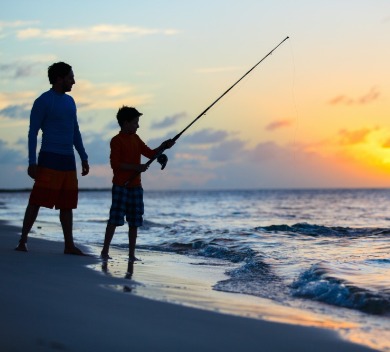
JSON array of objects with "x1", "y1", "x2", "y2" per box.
[{"x1": 29, "y1": 167, "x2": 78, "y2": 209}]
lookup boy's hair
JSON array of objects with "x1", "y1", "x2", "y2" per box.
[
  {"x1": 116, "y1": 106, "x2": 143, "y2": 127},
  {"x1": 48, "y1": 62, "x2": 72, "y2": 84}
]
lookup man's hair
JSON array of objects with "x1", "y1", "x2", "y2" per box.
[
  {"x1": 116, "y1": 106, "x2": 143, "y2": 127},
  {"x1": 48, "y1": 62, "x2": 72, "y2": 84}
]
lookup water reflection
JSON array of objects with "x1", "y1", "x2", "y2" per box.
[{"x1": 101, "y1": 259, "x2": 135, "y2": 292}]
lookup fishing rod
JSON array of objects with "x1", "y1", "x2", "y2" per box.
[{"x1": 125, "y1": 36, "x2": 289, "y2": 186}]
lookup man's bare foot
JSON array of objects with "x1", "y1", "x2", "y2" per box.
[{"x1": 15, "y1": 242, "x2": 28, "y2": 252}]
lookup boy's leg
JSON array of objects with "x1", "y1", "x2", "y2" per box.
[
  {"x1": 128, "y1": 226, "x2": 138, "y2": 261},
  {"x1": 126, "y1": 186, "x2": 143, "y2": 262},
  {"x1": 102, "y1": 185, "x2": 127, "y2": 259},
  {"x1": 15, "y1": 203, "x2": 40, "y2": 251},
  {"x1": 101, "y1": 223, "x2": 116, "y2": 258},
  {"x1": 60, "y1": 209, "x2": 84, "y2": 255}
]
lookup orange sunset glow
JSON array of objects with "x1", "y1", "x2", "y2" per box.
[{"x1": 1, "y1": 1, "x2": 389, "y2": 189}]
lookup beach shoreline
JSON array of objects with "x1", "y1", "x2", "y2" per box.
[{"x1": 0, "y1": 220, "x2": 378, "y2": 352}]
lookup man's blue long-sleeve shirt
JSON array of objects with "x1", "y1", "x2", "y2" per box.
[{"x1": 28, "y1": 88, "x2": 88, "y2": 165}]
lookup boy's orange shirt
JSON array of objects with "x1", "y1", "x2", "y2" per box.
[{"x1": 110, "y1": 131, "x2": 156, "y2": 188}]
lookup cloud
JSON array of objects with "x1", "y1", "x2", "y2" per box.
[
  {"x1": 82, "y1": 133, "x2": 111, "y2": 165},
  {"x1": 0, "y1": 62, "x2": 39, "y2": 79},
  {"x1": 0, "y1": 56, "x2": 55, "y2": 79},
  {"x1": 78, "y1": 163, "x2": 112, "y2": 188},
  {"x1": 146, "y1": 128, "x2": 230, "y2": 150},
  {"x1": 0, "y1": 104, "x2": 30, "y2": 119},
  {"x1": 181, "y1": 129, "x2": 230, "y2": 145},
  {"x1": 329, "y1": 87, "x2": 380, "y2": 106},
  {"x1": 0, "y1": 20, "x2": 39, "y2": 28},
  {"x1": 72, "y1": 80, "x2": 151, "y2": 110},
  {"x1": 249, "y1": 141, "x2": 287, "y2": 162},
  {"x1": 208, "y1": 139, "x2": 246, "y2": 162},
  {"x1": 0, "y1": 139, "x2": 25, "y2": 164},
  {"x1": 105, "y1": 120, "x2": 120, "y2": 131},
  {"x1": 265, "y1": 119, "x2": 292, "y2": 131},
  {"x1": 140, "y1": 136, "x2": 381, "y2": 190},
  {"x1": 144, "y1": 128, "x2": 242, "y2": 168},
  {"x1": 338, "y1": 128, "x2": 372, "y2": 145},
  {"x1": 0, "y1": 80, "x2": 148, "y2": 113},
  {"x1": 0, "y1": 20, "x2": 40, "y2": 41},
  {"x1": 0, "y1": 20, "x2": 39, "y2": 37},
  {"x1": 0, "y1": 91, "x2": 36, "y2": 110},
  {"x1": 16, "y1": 24, "x2": 179, "y2": 42},
  {"x1": 151, "y1": 112, "x2": 187, "y2": 129},
  {"x1": 2, "y1": 127, "x2": 390, "y2": 190}
]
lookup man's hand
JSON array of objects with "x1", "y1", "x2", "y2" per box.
[
  {"x1": 27, "y1": 165, "x2": 37, "y2": 179},
  {"x1": 81, "y1": 160, "x2": 90, "y2": 176}
]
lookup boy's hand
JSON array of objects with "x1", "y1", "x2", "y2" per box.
[
  {"x1": 161, "y1": 139, "x2": 175, "y2": 150},
  {"x1": 137, "y1": 164, "x2": 149, "y2": 173}
]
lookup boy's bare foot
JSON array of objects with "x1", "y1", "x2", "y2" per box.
[
  {"x1": 100, "y1": 252, "x2": 112, "y2": 260},
  {"x1": 128, "y1": 255, "x2": 140, "y2": 262},
  {"x1": 15, "y1": 242, "x2": 28, "y2": 252},
  {"x1": 64, "y1": 246, "x2": 86, "y2": 256}
]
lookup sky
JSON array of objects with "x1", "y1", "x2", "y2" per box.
[{"x1": 1, "y1": 0, "x2": 390, "y2": 190}]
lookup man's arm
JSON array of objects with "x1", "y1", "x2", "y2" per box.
[
  {"x1": 27, "y1": 165, "x2": 37, "y2": 179},
  {"x1": 28, "y1": 98, "x2": 46, "y2": 167},
  {"x1": 73, "y1": 118, "x2": 89, "y2": 176},
  {"x1": 81, "y1": 160, "x2": 90, "y2": 176}
]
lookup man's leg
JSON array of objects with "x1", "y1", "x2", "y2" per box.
[
  {"x1": 60, "y1": 209, "x2": 84, "y2": 255},
  {"x1": 15, "y1": 203, "x2": 40, "y2": 251},
  {"x1": 101, "y1": 223, "x2": 116, "y2": 259},
  {"x1": 128, "y1": 226, "x2": 138, "y2": 261}
]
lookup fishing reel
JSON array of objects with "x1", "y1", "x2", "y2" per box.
[{"x1": 157, "y1": 153, "x2": 168, "y2": 170}]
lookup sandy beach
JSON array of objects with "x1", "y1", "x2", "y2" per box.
[{"x1": 0, "y1": 221, "x2": 378, "y2": 352}]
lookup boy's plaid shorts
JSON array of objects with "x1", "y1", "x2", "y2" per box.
[{"x1": 108, "y1": 185, "x2": 144, "y2": 227}]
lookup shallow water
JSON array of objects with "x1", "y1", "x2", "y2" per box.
[{"x1": 1, "y1": 188, "x2": 389, "y2": 351}]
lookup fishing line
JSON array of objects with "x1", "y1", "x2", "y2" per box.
[
  {"x1": 171, "y1": 36, "x2": 290, "y2": 144},
  {"x1": 125, "y1": 36, "x2": 290, "y2": 186},
  {"x1": 287, "y1": 38, "x2": 302, "y2": 187}
]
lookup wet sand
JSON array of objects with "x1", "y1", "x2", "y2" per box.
[{"x1": 0, "y1": 221, "x2": 378, "y2": 352}]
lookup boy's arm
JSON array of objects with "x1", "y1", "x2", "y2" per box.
[
  {"x1": 155, "y1": 139, "x2": 175, "y2": 153},
  {"x1": 110, "y1": 138, "x2": 148, "y2": 173},
  {"x1": 119, "y1": 163, "x2": 149, "y2": 173},
  {"x1": 141, "y1": 138, "x2": 175, "y2": 159}
]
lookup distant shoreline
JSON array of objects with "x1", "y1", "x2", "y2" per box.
[
  {"x1": 1, "y1": 187, "x2": 390, "y2": 193},
  {"x1": 0, "y1": 188, "x2": 111, "y2": 193}
]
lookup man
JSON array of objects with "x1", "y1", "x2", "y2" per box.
[{"x1": 15, "y1": 62, "x2": 89, "y2": 255}]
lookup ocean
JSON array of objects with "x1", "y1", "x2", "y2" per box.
[{"x1": 1, "y1": 188, "x2": 389, "y2": 351}]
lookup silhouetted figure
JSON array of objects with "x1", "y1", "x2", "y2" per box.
[
  {"x1": 15, "y1": 62, "x2": 89, "y2": 255},
  {"x1": 100, "y1": 106, "x2": 174, "y2": 261}
]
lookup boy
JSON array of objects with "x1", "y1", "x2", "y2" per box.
[{"x1": 101, "y1": 106, "x2": 174, "y2": 261}]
